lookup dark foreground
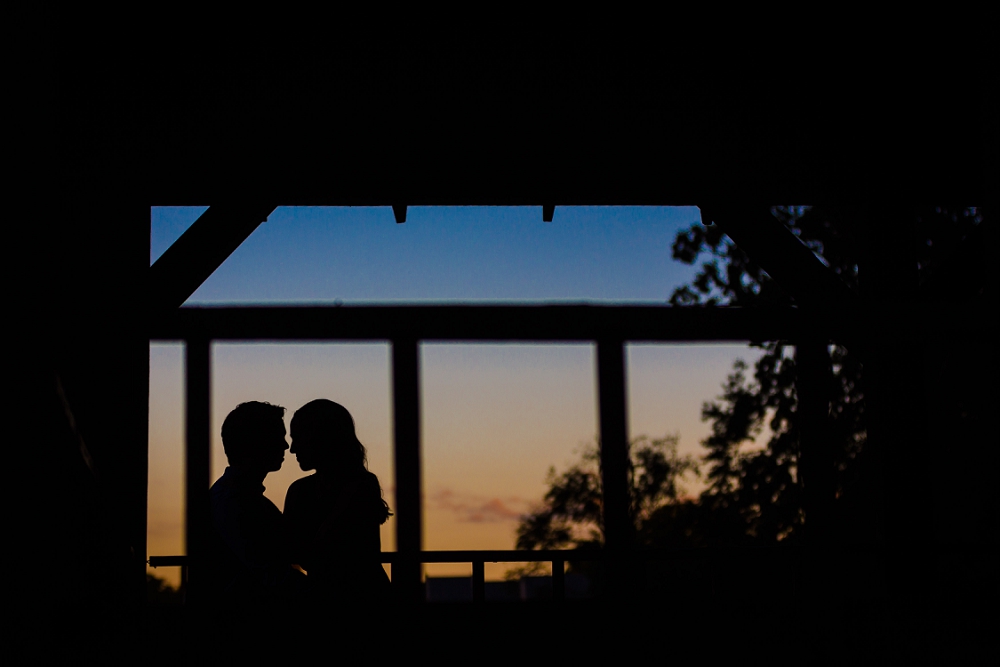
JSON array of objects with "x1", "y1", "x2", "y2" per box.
[{"x1": 17, "y1": 599, "x2": 997, "y2": 665}]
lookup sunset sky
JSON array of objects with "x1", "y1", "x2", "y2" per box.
[{"x1": 148, "y1": 206, "x2": 763, "y2": 584}]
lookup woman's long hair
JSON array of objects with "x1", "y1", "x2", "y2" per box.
[
  {"x1": 292, "y1": 399, "x2": 368, "y2": 470},
  {"x1": 292, "y1": 399, "x2": 392, "y2": 523}
]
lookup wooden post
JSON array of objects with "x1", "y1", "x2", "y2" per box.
[
  {"x1": 796, "y1": 341, "x2": 834, "y2": 543},
  {"x1": 392, "y1": 338, "x2": 423, "y2": 602},
  {"x1": 552, "y1": 559, "x2": 566, "y2": 601},
  {"x1": 795, "y1": 339, "x2": 835, "y2": 637},
  {"x1": 472, "y1": 561, "x2": 485, "y2": 603},
  {"x1": 861, "y1": 207, "x2": 928, "y2": 615},
  {"x1": 184, "y1": 337, "x2": 211, "y2": 604},
  {"x1": 596, "y1": 339, "x2": 633, "y2": 599}
]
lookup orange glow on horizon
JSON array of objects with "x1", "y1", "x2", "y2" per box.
[{"x1": 148, "y1": 342, "x2": 762, "y2": 588}]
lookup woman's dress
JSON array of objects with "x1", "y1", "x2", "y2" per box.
[{"x1": 284, "y1": 469, "x2": 392, "y2": 603}]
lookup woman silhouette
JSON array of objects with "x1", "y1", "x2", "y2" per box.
[{"x1": 284, "y1": 399, "x2": 392, "y2": 602}]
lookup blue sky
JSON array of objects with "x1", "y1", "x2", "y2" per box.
[{"x1": 151, "y1": 205, "x2": 704, "y2": 303}]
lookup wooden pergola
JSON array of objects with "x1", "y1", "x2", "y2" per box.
[{"x1": 26, "y1": 17, "x2": 994, "y2": 658}]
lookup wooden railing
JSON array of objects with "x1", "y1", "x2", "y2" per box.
[
  {"x1": 149, "y1": 303, "x2": 992, "y2": 603},
  {"x1": 149, "y1": 546, "x2": 801, "y2": 602}
]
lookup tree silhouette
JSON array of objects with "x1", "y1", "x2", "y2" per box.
[
  {"x1": 673, "y1": 206, "x2": 984, "y2": 544},
  {"x1": 146, "y1": 572, "x2": 183, "y2": 604},
  {"x1": 515, "y1": 434, "x2": 697, "y2": 552},
  {"x1": 515, "y1": 206, "x2": 986, "y2": 550}
]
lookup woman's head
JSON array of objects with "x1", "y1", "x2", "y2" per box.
[{"x1": 290, "y1": 399, "x2": 367, "y2": 473}]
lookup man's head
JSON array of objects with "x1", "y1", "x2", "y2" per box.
[{"x1": 221, "y1": 402, "x2": 288, "y2": 473}]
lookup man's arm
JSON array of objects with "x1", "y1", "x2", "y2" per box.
[{"x1": 212, "y1": 490, "x2": 306, "y2": 598}]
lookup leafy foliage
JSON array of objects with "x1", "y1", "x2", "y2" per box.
[
  {"x1": 664, "y1": 207, "x2": 866, "y2": 544},
  {"x1": 515, "y1": 435, "x2": 697, "y2": 551},
  {"x1": 516, "y1": 206, "x2": 985, "y2": 551},
  {"x1": 674, "y1": 206, "x2": 982, "y2": 543}
]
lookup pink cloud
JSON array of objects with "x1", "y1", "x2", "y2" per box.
[{"x1": 430, "y1": 488, "x2": 531, "y2": 523}]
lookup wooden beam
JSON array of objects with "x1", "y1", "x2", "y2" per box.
[
  {"x1": 149, "y1": 204, "x2": 276, "y2": 310},
  {"x1": 150, "y1": 304, "x2": 828, "y2": 342},
  {"x1": 700, "y1": 206, "x2": 859, "y2": 309},
  {"x1": 53, "y1": 373, "x2": 99, "y2": 480},
  {"x1": 148, "y1": 304, "x2": 993, "y2": 344}
]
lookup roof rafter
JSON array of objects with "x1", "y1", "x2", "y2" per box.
[
  {"x1": 149, "y1": 204, "x2": 276, "y2": 310},
  {"x1": 700, "y1": 205, "x2": 859, "y2": 309}
]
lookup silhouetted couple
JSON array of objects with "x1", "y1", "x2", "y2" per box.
[{"x1": 206, "y1": 399, "x2": 391, "y2": 607}]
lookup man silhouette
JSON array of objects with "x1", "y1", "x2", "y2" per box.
[{"x1": 206, "y1": 401, "x2": 305, "y2": 604}]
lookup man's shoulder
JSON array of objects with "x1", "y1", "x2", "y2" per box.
[{"x1": 210, "y1": 469, "x2": 237, "y2": 500}]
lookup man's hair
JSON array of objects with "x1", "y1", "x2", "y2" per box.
[{"x1": 221, "y1": 401, "x2": 286, "y2": 464}]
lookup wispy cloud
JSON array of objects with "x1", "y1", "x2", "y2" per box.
[{"x1": 430, "y1": 488, "x2": 531, "y2": 523}]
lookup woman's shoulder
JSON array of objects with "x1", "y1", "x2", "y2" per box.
[{"x1": 286, "y1": 473, "x2": 321, "y2": 499}]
